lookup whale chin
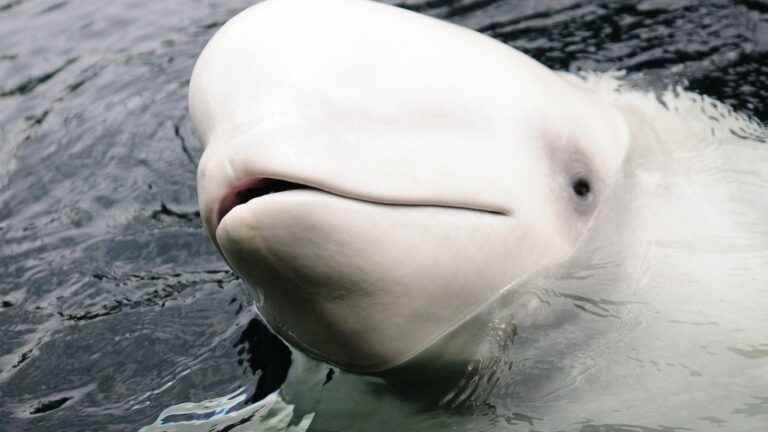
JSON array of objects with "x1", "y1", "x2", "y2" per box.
[{"x1": 215, "y1": 188, "x2": 554, "y2": 371}]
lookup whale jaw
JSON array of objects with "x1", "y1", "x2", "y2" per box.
[{"x1": 215, "y1": 187, "x2": 571, "y2": 372}]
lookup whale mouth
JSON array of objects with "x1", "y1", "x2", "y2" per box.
[
  {"x1": 218, "y1": 178, "x2": 310, "y2": 225},
  {"x1": 217, "y1": 175, "x2": 512, "y2": 228}
]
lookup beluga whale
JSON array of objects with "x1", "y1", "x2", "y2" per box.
[
  {"x1": 192, "y1": 0, "x2": 629, "y2": 372},
  {"x1": 188, "y1": 0, "x2": 768, "y2": 430}
]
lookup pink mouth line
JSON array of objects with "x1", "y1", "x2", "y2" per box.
[
  {"x1": 217, "y1": 177, "x2": 309, "y2": 225},
  {"x1": 216, "y1": 176, "x2": 511, "y2": 228}
]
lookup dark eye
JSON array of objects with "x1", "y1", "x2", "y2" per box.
[{"x1": 572, "y1": 177, "x2": 591, "y2": 199}]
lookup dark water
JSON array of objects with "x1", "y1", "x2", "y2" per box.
[{"x1": 1, "y1": 1, "x2": 766, "y2": 431}]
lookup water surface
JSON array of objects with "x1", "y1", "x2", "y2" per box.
[{"x1": 1, "y1": 1, "x2": 767, "y2": 431}]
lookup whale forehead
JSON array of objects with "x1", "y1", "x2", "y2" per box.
[{"x1": 190, "y1": 0, "x2": 576, "y2": 146}]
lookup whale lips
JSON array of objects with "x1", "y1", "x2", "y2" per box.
[{"x1": 218, "y1": 178, "x2": 309, "y2": 224}]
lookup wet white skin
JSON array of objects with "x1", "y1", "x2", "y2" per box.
[{"x1": 190, "y1": 0, "x2": 629, "y2": 372}]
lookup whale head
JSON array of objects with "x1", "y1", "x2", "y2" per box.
[{"x1": 190, "y1": 0, "x2": 630, "y2": 373}]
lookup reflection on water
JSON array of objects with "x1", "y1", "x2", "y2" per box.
[
  {"x1": 139, "y1": 389, "x2": 314, "y2": 432},
  {"x1": 1, "y1": 1, "x2": 767, "y2": 431}
]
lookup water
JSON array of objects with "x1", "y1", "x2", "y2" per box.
[{"x1": 1, "y1": 1, "x2": 767, "y2": 431}]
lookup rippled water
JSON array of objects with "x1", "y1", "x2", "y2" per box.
[{"x1": 1, "y1": 1, "x2": 767, "y2": 431}]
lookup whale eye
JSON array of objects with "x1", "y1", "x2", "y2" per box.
[{"x1": 572, "y1": 177, "x2": 591, "y2": 199}]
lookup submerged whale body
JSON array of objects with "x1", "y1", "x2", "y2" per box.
[{"x1": 187, "y1": 0, "x2": 768, "y2": 430}]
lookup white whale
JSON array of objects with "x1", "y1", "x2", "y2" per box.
[
  {"x1": 188, "y1": 0, "x2": 768, "y2": 430},
  {"x1": 191, "y1": 0, "x2": 628, "y2": 373}
]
